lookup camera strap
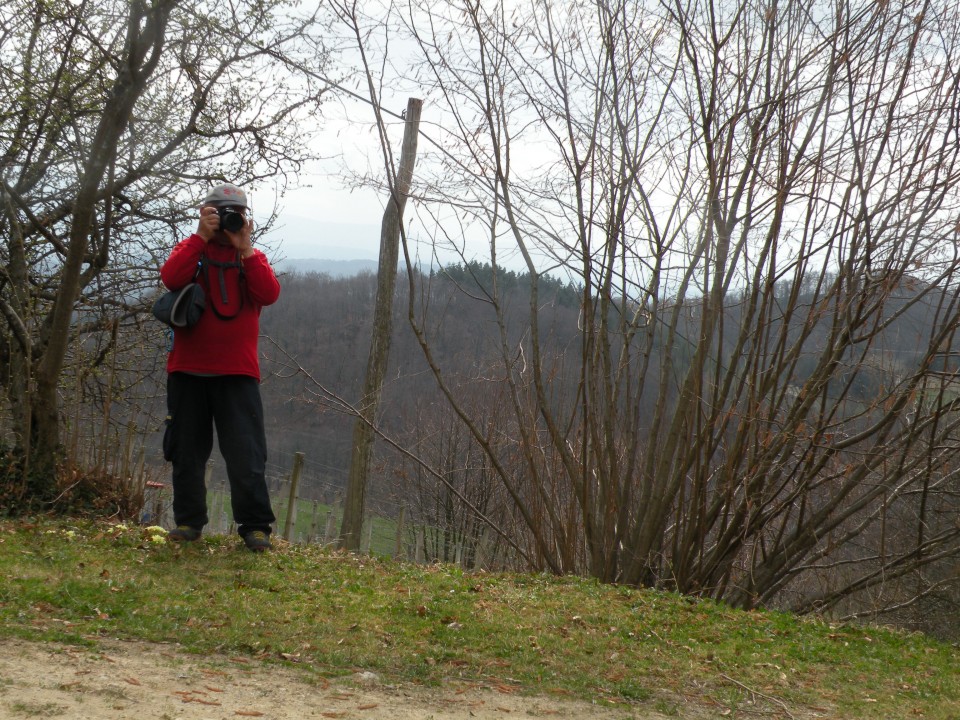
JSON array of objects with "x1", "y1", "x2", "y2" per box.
[{"x1": 201, "y1": 251, "x2": 246, "y2": 321}]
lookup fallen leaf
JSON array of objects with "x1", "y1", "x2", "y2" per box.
[
  {"x1": 357, "y1": 703, "x2": 379, "y2": 710},
  {"x1": 123, "y1": 677, "x2": 141, "y2": 686},
  {"x1": 235, "y1": 712, "x2": 265, "y2": 717}
]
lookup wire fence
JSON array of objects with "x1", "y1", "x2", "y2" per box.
[
  {"x1": 142, "y1": 449, "x2": 497, "y2": 568},
  {"x1": 0, "y1": 357, "x2": 504, "y2": 570}
]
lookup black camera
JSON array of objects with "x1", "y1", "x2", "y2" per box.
[{"x1": 218, "y1": 206, "x2": 246, "y2": 233}]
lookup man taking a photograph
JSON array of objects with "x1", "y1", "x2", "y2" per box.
[{"x1": 160, "y1": 183, "x2": 280, "y2": 552}]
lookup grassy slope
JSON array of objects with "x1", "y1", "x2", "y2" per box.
[{"x1": 1, "y1": 519, "x2": 957, "y2": 719}]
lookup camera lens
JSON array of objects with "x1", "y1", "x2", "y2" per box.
[{"x1": 219, "y1": 208, "x2": 245, "y2": 233}]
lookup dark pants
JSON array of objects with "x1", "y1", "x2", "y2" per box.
[{"x1": 165, "y1": 372, "x2": 275, "y2": 537}]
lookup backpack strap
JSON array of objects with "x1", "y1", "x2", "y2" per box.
[{"x1": 202, "y1": 251, "x2": 246, "y2": 320}]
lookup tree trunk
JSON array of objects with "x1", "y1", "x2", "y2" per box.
[
  {"x1": 20, "y1": 0, "x2": 174, "y2": 495},
  {"x1": 339, "y1": 97, "x2": 423, "y2": 551}
]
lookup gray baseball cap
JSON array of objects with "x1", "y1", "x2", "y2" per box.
[{"x1": 203, "y1": 183, "x2": 248, "y2": 207}]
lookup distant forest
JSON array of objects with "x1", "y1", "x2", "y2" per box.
[
  {"x1": 128, "y1": 262, "x2": 951, "y2": 523},
  {"x1": 246, "y1": 263, "x2": 926, "y2": 520},
  {"x1": 255, "y1": 263, "x2": 585, "y2": 501}
]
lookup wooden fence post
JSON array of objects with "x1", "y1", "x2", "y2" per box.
[
  {"x1": 324, "y1": 497, "x2": 341, "y2": 544},
  {"x1": 394, "y1": 506, "x2": 406, "y2": 559},
  {"x1": 473, "y1": 529, "x2": 486, "y2": 570},
  {"x1": 415, "y1": 527, "x2": 425, "y2": 564},
  {"x1": 283, "y1": 451, "x2": 305, "y2": 541},
  {"x1": 309, "y1": 500, "x2": 320, "y2": 543}
]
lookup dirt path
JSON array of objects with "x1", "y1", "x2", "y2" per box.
[{"x1": 0, "y1": 638, "x2": 719, "y2": 719}]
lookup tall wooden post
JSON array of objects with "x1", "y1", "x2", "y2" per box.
[
  {"x1": 339, "y1": 97, "x2": 423, "y2": 551},
  {"x1": 283, "y1": 451, "x2": 305, "y2": 541},
  {"x1": 394, "y1": 505, "x2": 406, "y2": 558}
]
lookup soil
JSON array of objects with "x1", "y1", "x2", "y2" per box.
[{"x1": 0, "y1": 638, "x2": 736, "y2": 719}]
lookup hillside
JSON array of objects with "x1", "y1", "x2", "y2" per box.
[{"x1": 3, "y1": 519, "x2": 959, "y2": 719}]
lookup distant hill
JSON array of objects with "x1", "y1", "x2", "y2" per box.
[{"x1": 273, "y1": 257, "x2": 378, "y2": 277}]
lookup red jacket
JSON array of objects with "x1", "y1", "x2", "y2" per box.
[{"x1": 160, "y1": 234, "x2": 280, "y2": 380}]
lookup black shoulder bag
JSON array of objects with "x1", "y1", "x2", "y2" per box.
[{"x1": 152, "y1": 260, "x2": 204, "y2": 328}]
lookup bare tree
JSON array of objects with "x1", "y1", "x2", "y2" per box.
[
  {"x1": 0, "y1": 0, "x2": 333, "y2": 504},
  {"x1": 340, "y1": 0, "x2": 960, "y2": 616}
]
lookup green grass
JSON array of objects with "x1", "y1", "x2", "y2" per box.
[{"x1": 1, "y1": 518, "x2": 959, "y2": 718}]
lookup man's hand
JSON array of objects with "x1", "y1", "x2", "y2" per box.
[
  {"x1": 196, "y1": 205, "x2": 219, "y2": 241},
  {"x1": 224, "y1": 215, "x2": 254, "y2": 259}
]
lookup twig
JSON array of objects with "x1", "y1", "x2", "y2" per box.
[{"x1": 720, "y1": 674, "x2": 794, "y2": 719}]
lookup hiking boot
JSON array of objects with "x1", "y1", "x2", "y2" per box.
[
  {"x1": 242, "y1": 530, "x2": 271, "y2": 553},
  {"x1": 168, "y1": 525, "x2": 202, "y2": 543}
]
